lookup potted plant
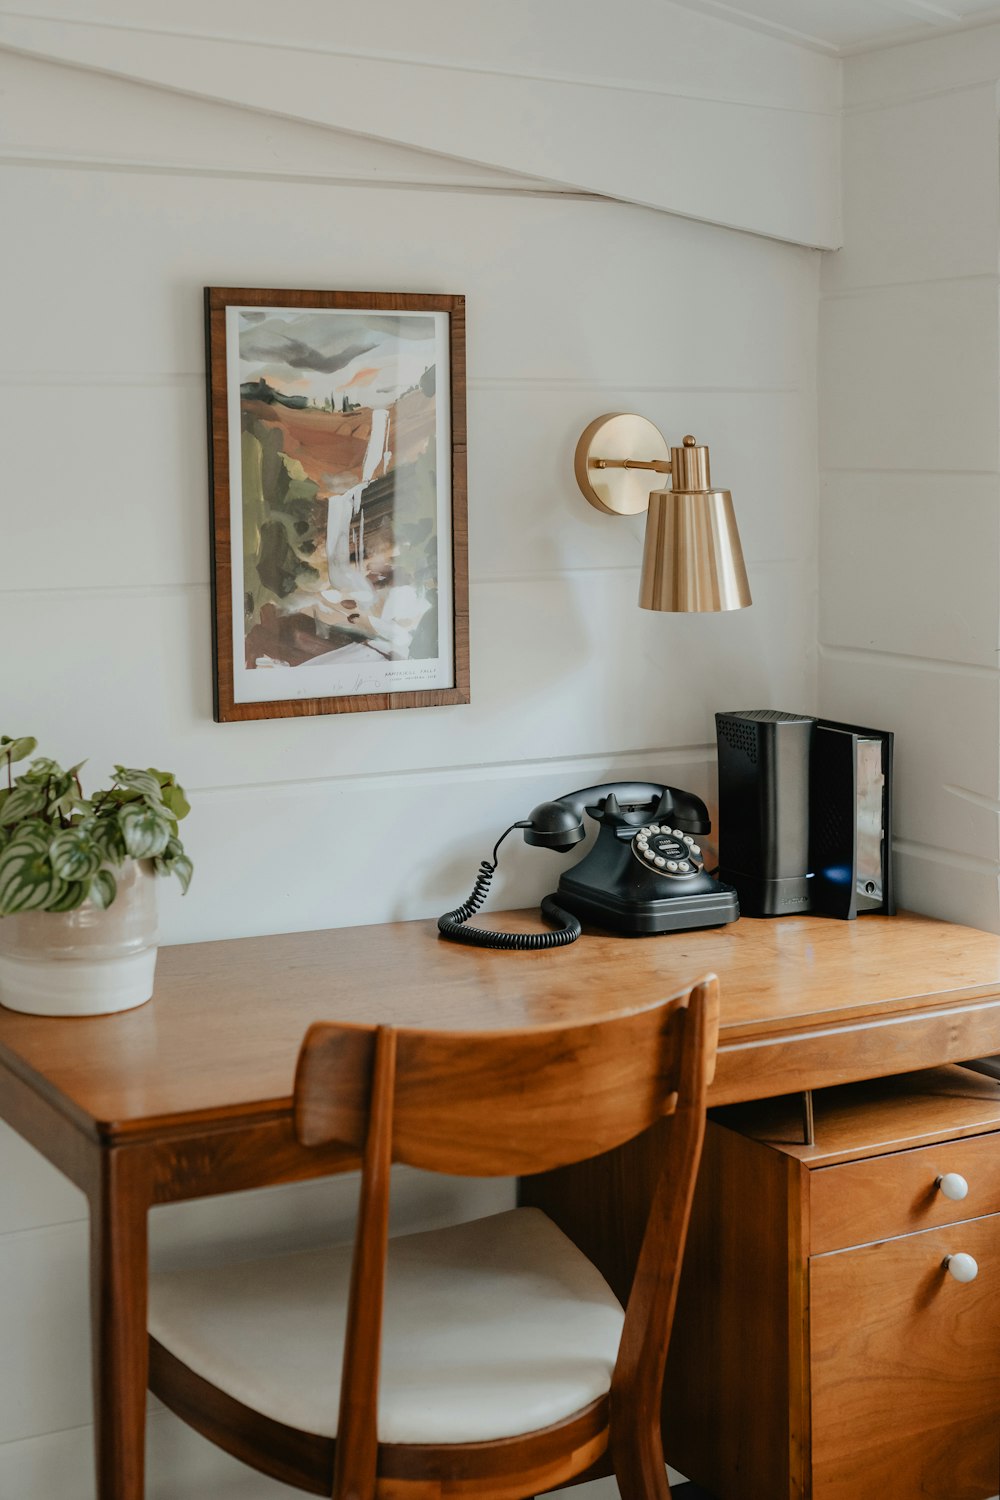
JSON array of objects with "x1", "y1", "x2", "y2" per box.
[{"x1": 0, "y1": 736, "x2": 193, "y2": 1016}]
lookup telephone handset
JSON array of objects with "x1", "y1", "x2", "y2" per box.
[{"x1": 438, "y1": 782, "x2": 740, "y2": 950}]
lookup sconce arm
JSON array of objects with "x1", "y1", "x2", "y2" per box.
[{"x1": 593, "y1": 458, "x2": 672, "y2": 472}]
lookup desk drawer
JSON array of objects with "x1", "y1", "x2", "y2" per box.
[
  {"x1": 810, "y1": 1213, "x2": 1000, "y2": 1500},
  {"x1": 810, "y1": 1129, "x2": 1000, "y2": 1254}
]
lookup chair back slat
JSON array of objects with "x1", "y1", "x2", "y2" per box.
[
  {"x1": 612, "y1": 975, "x2": 717, "y2": 1453},
  {"x1": 295, "y1": 979, "x2": 718, "y2": 1176},
  {"x1": 332, "y1": 1026, "x2": 395, "y2": 1500}
]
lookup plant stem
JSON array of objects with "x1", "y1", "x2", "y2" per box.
[{"x1": 91, "y1": 780, "x2": 120, "y2": 818}]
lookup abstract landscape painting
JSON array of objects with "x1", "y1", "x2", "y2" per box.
[{"x1": 206, "y1": 289, "x2": 468, "y2": 721}]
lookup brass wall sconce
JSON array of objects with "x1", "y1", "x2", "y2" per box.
[{"x1": 574, "y1": 413, "x2": 752, "y2": 612}]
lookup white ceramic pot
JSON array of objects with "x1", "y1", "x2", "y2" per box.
[{"x1": 0, "y1": 859, "x2": 158, "y2": 1016}]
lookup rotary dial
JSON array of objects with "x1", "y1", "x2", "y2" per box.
[{"x1": 631, "y1": 825, "x2": 703, "y2": 878}]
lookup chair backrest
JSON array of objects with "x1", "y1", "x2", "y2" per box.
[
  {"x1": 293, "y1": 973, "x2": 720, "y2": 1500},
  {"x1": 295, "y1": 981, "x2": 717, "y2": 1174}
]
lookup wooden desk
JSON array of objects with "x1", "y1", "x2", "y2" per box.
[{"x1": 2, "y1": 909, "x2": 1000, "y2": 1500}]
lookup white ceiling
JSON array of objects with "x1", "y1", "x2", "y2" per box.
[{"x1": 671, "y1": 0, "x2": 1000, "y2": 53}]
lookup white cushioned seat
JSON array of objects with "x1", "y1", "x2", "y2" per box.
[{"x1": 148, "y1": 1207, "x2": 625, "y2": 1445}]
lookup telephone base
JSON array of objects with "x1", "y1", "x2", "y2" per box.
[{"x1": 555, "y1": 879, "x2": 740, "y2": 936}]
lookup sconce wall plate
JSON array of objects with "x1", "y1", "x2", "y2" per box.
[{"x1": 574, "y1": 414, "x2": 670, "y2": 516}]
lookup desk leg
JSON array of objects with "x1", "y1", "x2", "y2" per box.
[{"x1": 89, "y1": 1148, "x2": 150, "y2": 1500}]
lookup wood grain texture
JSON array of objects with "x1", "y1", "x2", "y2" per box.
[
  {"x1": 715, "y1": 1065, "x2": 1000, "y2": 1167},
  {"x1": 2, "y1": 911, "x2": 1000, "y2": 1143},
  {"x1": 713, "y1": 994, "x2": 1000, "y2": 1105},
  {"x1": 154, "y1": 979, "x2": 717, "y2": 1500},
  {"x1": 142, "y1": 1117, "x2": 358, "y2": 1206},
  {"x1": 90, "y1": 1147, "x2": 151, "y2": 1500},
  {"x1": 333, "y1": 1026, "x2": 396, "y2": 1500},
  {"x1": 654, "y1": 1068, "x2": 1000, "y2": 1499},
  {"x1": 811, "y1": 1214, "x2": 1000, "y2": 1500},
  {"x1": 611, "y1": 979, "x2": 718, "y2": 1500},
  {"x1": 659, "y1": 1123, "x2": 809, "y2": 1500},
  {"x1": 205, "y1": 286, "x2": 470, "y2": 723},
  {"x1": 810, "y1": 1128, "x2": 1000, "y2": 1254},
  {"x1": 0, "y1": 1049, "x2": 97, "y2": 1196},
  {"x1": 294, "y1": 985, "x2": 716, "y2": 1174}
]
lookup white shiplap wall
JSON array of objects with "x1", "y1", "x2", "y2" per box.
[
  {"x1": 0, "y1": 29, "x2": 822, "y2": 1498},
  {"x1": 819, "y1": 27, "x2": 1000, "y2": 930},
  {"x1": 0, "y1": 0, "x2": 842, "y2": 247}
]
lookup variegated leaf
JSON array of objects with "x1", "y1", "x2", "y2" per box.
[
  {"x1": 47, "y1": 879, "x2": 88, "y2": 913},
  {"x1": 19, "y1": 757, "x2": 63, "y2": 783},
  {"x1": 6, "y1": 822, "x2": 52, "y2": 853},
  {"x1": 88, "y1": 869, "x2": 118, "y2": 910},
  {"x1": 0, "y1": 783, "x2": 45, "y2": 826},
  {"x1": 91, "y1": 818, "x2": 127, "y2": 864},
  {"x1": 0, "y1": 840, "x2": 60, "y2": 914},
  {"x1": 114, "y1": 767, "x2": 164, "y2": 800},
  {"x1": 49, "y1": 828, "x2": 102, "y2": 882},
  {"x1": 154, "y1": 836, "x2": 194, "y2": 895},
  {"x1": 119, "y1": 802, "x2": 172, "y2": 858}
]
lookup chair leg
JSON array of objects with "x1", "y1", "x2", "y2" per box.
[{"x1": 611, "y1": 1424, "x2": 671, "y2": 1500}]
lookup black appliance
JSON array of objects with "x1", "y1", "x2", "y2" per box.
[
  {"x1": 715, "y1": 710, "x2": 894, "y2": 920},
  {"x1": 438, "y1": 782, "x2": 739, "y2": 950}
]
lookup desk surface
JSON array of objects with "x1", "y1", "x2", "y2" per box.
[{"x1": 2, "y1": 909, "x2": 1000, "y2": 1142}]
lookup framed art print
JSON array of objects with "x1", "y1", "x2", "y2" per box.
[{"x1": 205, "y1": 288, "x2": 469, "y2": 722}]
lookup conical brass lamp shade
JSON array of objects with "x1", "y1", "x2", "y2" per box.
[{"x1": 639, "y1": 439, "x2": 751, "y2": 612}]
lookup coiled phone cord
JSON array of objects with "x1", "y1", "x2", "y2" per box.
[{"x1": 437, "y1": 823, "x2": 582, "y2": 949}]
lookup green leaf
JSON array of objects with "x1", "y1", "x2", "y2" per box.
[
  {"x1": 0, "y1": 736, "x2": 37, "y2": 767},
  {"x1": 54, "y1": 794, "x2": 86, "y2": 822},
  {"x1": 90, "y1": 818, "x2": 127, "y2": 865},
  {"x1": 160, "y1": 782, "x2": 191, "y2": 821},
  {"x1": 154, "y1": 836, "x2": 194, "y2": 895},
  {"x1": 19, "y1": 756, "x2": 64, "y2": 784},
  {"x1": 49, "y1": 828, "x2": 102, "y2": 882},
  {"x1": 88, "y1": 869, "x2": 117, "y2": 910},
  {"x1": 47, "y1": 879, "x2": 88, "y2": 913},
  {"x1": 0, "y1": 840, "x2": 60, "y2": 914},
  {"x1": 171, "y1": 850, "x2": 194, "y2": 895},
  {"x1": 118, "y1": 801, "x2": 172, "y2": 858},
  {"x1": 43, "y1": 773, "x2": 78, "y2": 820},
  {"x1": 0, "y1": 783, "x2": 46, "y2": 826},
  {"x1": 114, "y1": 767, "x2": 164, "y2": 800},
  {"x1": 149, "y1": 769, "x2": 191, "y2": 818},
  {"x1": 4, "y1": 822, "x2": 49, "y2": 853}
]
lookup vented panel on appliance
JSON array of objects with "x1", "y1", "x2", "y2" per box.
[{"x1": 715, "y1": 711, "x2": 814, "y2": 917}]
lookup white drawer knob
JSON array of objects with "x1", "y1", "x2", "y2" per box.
[
  {"x1": 937, "y1": 1172, "x2": 969, "y2": 1202},
  {"x1": 944, "y1": 1252, "x2": 979, "y2": 1283}
]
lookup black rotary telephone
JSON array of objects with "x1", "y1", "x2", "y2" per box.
[{"x1": 438, "y1": 782, "x2": 739, "y2": 950}]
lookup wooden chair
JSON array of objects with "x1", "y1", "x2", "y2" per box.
[{"x1": 147, "y1": 974, "x2": 720, "y2": 1500}]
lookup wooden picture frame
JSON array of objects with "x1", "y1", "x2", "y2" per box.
[{"x1": 205, "y1": 287, "x2": 469, "y2": 722}]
